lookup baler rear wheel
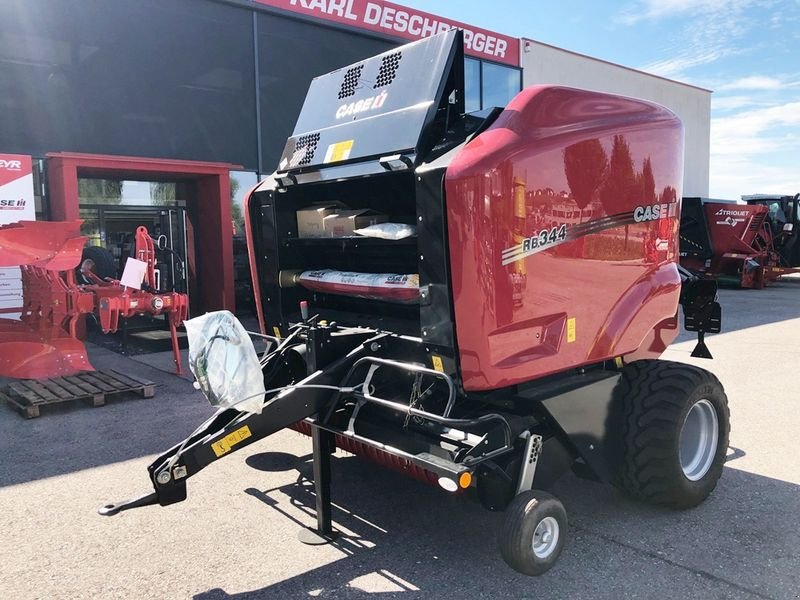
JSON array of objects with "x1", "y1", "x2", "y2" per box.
[
  {"x1": 611, "y1": 360, "x2": 729, "y2": 509},
  {"x1": 498, "y1": 490, "x2": 567, "y2": 576}
]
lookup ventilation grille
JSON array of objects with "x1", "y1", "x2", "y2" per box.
[
  {"x1": 374, "y1": 52, "x2": 402, "y2": 88},
  {"x1": 289, "y1": 132, "x2": 320, "y2": 168},
  {"x1": 748, "y1": 212, "x2": 766, "y2": 231},
  {"x1": 338, "y1": 65, "x2": 364, "y2": 99}
]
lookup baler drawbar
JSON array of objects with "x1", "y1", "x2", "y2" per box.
[{"x1": 101, "y1": 31, "x2": 729, "y2": 575}]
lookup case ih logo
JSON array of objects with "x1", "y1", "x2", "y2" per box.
[
  {"x1": 0, "y1": 159, "x2": 22, "y2": 171},
  {"x1": 335, "y1": 90, "x2": 389, "y2": 119},
  {"x1": 633, "y1": 203, "x2": 677, "y2": 223},
  {"x1": 0, "y1": 199, "x2": 27, "y2": 210}
]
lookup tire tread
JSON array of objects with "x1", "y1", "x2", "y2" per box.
[{"x1": 612, "y1": 359, "x2": 730, "y2": 508}]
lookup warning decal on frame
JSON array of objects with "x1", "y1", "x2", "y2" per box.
[
  {"x1": 431, "y1": 355, "x2": 444, "y2": 372},
  {"x1": 323, "y1": 140, "x2": 354, "y2": 164},
  {"x1": 211, "y1": 425, "x2": 252, "y2": 457},
  {"x1": 567, "y1": 318, "x2": 576, "y2": 343}
]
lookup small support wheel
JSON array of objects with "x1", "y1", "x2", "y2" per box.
[{"x1": 498, "y1": 490, "x2": 567, "y2": 576}]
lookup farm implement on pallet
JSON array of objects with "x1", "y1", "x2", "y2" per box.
[
  {"x1": 0, "y1": 221, "x2": 188, "y2": 378},
  {"x1": 100, "y1": 31, "x2": 728, "y2": 575}
]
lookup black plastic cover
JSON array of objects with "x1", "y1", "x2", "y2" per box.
[
  {"x1": 679, "y1": 197, "x2": 714, "y2": 259},
  {"x1": 277, "y1": 29, "x2": 462, "y2": 172}
]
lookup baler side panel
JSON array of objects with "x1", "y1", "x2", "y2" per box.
[{"x1": 445, "y1": 86, "x2": 684, "y2": 391}]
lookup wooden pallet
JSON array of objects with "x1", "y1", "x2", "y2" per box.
[{"x1": 0, "y1": 370, "x2": 155, "y2": 419}]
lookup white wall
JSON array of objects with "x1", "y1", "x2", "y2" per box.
[{"x1": 519, "y1": 39, "x2": 711, "y2": 197}]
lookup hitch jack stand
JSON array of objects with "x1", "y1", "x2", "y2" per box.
[{"x1": 297, "y1": 425, "x2": 338, "y2": 545}]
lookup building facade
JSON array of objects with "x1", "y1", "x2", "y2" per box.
[{"x1": 0, "y1": 0, "x2": 710, "y2": 313}]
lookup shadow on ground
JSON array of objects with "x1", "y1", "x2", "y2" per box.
[
  {"x1": 0, "y1": 342, "x2": 213, "y2": 488},
  {"x1": 195, "y1": 449, "x2": 799, "y2": 599},
  {"x1": 673, "y1": 280, "x2": 800, "y2": 345}
]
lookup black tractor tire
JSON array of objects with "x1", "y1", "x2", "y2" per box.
[
  {"x1": 498, "y1": 490, "x2": 567, "y2": 576},
  {"x1": 78, "y1": 246, "x2": 118, "y2": 283},
  {"x1": 610, "y1": 359, "x2": 730, "y2": 509}
]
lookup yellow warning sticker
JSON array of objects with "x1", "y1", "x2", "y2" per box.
[
  {"x1": 211, "y1": 426, "x2": 252, "y2": 458},
  {"x1": 567, "y1": 318, "x2": 576, "y2": 343},
  {"x1": 432, "y1": 355, "x2": 444, "y2": 372},
  {"x1": 273, "y1": 326, "x2": 282, "y2": 339},
  {"x1": 323, "y1": 139, "x2": 354, "y2": 163}
]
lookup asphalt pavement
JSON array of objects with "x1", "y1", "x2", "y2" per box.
[{"x1": 1, "y1": 281, "x2": 799, "y2": 599}]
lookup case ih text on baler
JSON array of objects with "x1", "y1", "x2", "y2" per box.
[{"x1": 101, "y1": 31, "x2": 728, "y2": 575}]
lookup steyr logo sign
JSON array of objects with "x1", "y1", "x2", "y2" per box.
[{"x1": 0, "y1": 159, "x2": 22, "y2": 171}]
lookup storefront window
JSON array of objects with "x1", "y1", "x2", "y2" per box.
[
  {"x1": 32, "y1": 159, "x2": 48, "y2": 220},
  {"x1": 230, "y1": 171, "x2": 259, "y2": 313},
  {"x1": 465, "y1": 58, "x2": 481, "y2": 113},
  {"x1": 230, "y1": 171, "x2": 258, "y2": 238},
  {"x1": 0, "y1": 0, "x2": 257, "y2": 169},
  {"x1": 78, "y1": 179, "x2": 180, "y2": 206},
  {"x1": 482, "y1": 62, "x2": 522, "y2": 109},
  {"x1": 79, "y1": 208, "x2": 102, "y2": 247},
  {"x1": 464, "y1": 59, "x2": 522, "y2": 112}
]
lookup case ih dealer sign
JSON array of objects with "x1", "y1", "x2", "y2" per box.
[
  {"x1": 0, "y1": 153, "x2": 36, "y2": 318},
  {"x1": 257, "y1": 0, "x2": 520, "y2": 66}
]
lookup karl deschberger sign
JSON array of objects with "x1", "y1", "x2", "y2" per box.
[{"x1": 256, "y1": 0, "x2": 520, "y2": 66}]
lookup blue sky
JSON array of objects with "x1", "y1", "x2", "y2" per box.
[{"x1": 400, "y1": 0, "x2": 800, "y2": 199}]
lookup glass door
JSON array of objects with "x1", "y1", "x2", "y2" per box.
[{"x1": 159, "y1": 208, "x2": 189, "y2": 299}]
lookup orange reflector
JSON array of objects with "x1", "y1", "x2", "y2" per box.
[{"x1": 458, "y1": 472, "x2": 472, "y2": 489}]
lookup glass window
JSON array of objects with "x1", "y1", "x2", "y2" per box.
[
  {"x1": 229, "y1": 170, "x2": 258, "y2": 313},
  {"x1": 230, "y1": 171, "x2": 258, "y2": 238},
  {"x1": 32, "y1": 159, "x2": 48, "y2": 220},
  {"x1": 79, "y1": 208, "x2": 102, "y2": 246},
  {"x1": 0, "y1": 0, "x2": 257, "y2": 168},
  {"x1": 482, "y1": 62, "x2": 521, "y2": 109},
  {"x1": 78, "y1": 179, "x2": 180, "y2": 206},
  {"x1": 465, "y1": 58, "x2": 481, "y2": 113}
]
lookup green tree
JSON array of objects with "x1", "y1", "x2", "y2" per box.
[
  {"x1": 150, "y1": 182, "x2": 176, "y2": 206},
  {"x1": 564, "y1": 138, "x2": 607, "y2": 211},
  {"x1": 660, "y1": 185, "x2": 678, "y2": 204},
  {"x1": 600, "y1": 135, "x2": 638, "y2": 248},
  {"x1": 230, "y1": 177, "x2": 244, "y2": 236},
  {"x1": 78, "y1": 179, "x2": 123, "y2": 204},
  {"x1": 640, "y1": 157, "x2": 656, "y2": 204}
]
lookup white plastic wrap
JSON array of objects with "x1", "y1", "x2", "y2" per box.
[
  {"x1": 354, "y1": 222, "x2": 417, "y2": 240},
  {"x1": 184, "y1": 310, "x2": 266, "y2": 414}
]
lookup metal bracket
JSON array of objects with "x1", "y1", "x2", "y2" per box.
[{"x1": 516, "y1": 432, "x2": 543, "y2": 494}]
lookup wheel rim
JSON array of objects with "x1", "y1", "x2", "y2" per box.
[
  {"x1": 532, "y1": 516, "x2": 559, "y2": 558},
  {"x1": 679, "y1": 399, "x2": 719, "y2": 481}
]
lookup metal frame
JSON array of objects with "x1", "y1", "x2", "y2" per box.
[{"x1": 516, "y1": 432, "x2": 543, "y2": 494}]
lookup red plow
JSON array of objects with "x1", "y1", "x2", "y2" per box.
[{"x1": 0, "y1": 220, "x2": 188, "y2": 379}]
